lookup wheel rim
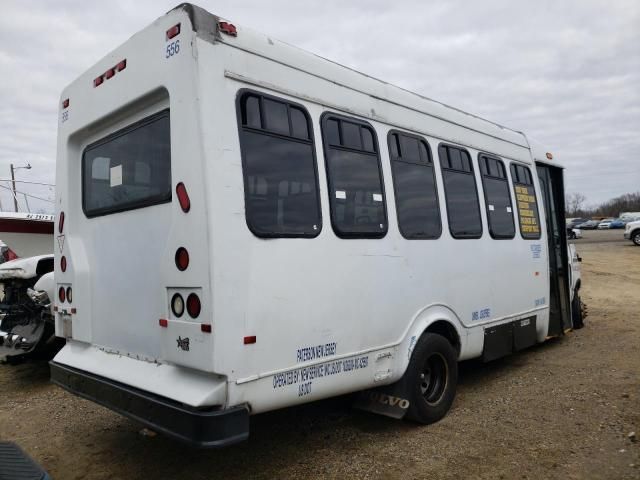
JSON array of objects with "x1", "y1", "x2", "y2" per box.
[
  {"x1": 634, "y1": 233, "x2": 640, "y2": 245},
  {"x1": 419, "y1": 352, "x2": 448, "y2": 406}
]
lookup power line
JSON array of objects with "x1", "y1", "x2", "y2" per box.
[
  {"x1": 0, "y1": 183, "x2": 54, "y2": 204},
  {"x1": 0, "y1": 178, "x2": 55, "y2": 187}
]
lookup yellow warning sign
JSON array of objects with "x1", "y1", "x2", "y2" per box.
[{"x1": 514, "y1": 185, "x2": 540, "y2": 237}]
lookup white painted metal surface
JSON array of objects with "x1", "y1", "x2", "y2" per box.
[{"x1": 54, "y1": 4, "x2": 558, "y2": 415}]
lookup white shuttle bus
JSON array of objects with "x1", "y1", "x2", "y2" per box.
[{"x1": 51, "y1": 4, "x2": 580, "y2": 447}]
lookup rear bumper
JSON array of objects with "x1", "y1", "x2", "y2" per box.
[{"x1": 50, "y1": 361, "x2": 249, "y2": 448}]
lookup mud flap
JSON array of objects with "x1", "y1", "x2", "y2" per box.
[{"x1": 352, "y1": 383, "x2": 411, "y2": 419}]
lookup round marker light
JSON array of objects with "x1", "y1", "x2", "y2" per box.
[
  {"x1": 171, "y1": 293, "x2": 185, "y2": 318},
  {"x1": 60, "y1": 256, "x2": 67, "y2": 272},
  {"x1": 66, "y1": 286, "x2": 73, "y2": 303},
  {"x1": 58, "y1": 286, "x2": 66, "y2": 303},
  {"x1": 186, "y1": 293, "x2": 201, "y2": 319},
  {"x1": 175, "y1": 247, "x2": 189, "y2": 271}
]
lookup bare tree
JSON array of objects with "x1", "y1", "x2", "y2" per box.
[{"x1": 565, "y1": 192, "x2": 587, "y2": 216}]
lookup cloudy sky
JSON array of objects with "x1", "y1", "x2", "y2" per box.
[{"x1": 0, "y1": 0, "x2": 638, "y2": 213}]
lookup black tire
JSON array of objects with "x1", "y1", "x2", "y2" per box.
[
  {"x1": 633, "y1": 230, "x2": 640, "y2": 246},
  {"x1": 401, "y1": 333, "x2": 458, "y2": 424},
  {"x1": 572, "y1": 291, "x2": 584, "y2": 329}
]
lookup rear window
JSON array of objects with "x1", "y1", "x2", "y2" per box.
[{"x1": 82, "y1": 110, "x2": 171, "y2": 217}]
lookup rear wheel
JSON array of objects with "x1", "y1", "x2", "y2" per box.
[
  {"x1": 572, "y1": 291, "x2": 584, "y2": 329},
  {"x1": 633, "y1": 231, "x2": 640, "y2": 246},
  {"x1": 402, "y1": 333, "x2": 458, "y2": 424}
]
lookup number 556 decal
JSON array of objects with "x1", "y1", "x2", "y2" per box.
[{"x1": 165, "y1": 40, "x2": 180, "y2": 59}]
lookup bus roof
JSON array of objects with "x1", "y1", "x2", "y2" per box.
[{"x1": 176, "y1": 3, "x2": 533, "y2": 152}]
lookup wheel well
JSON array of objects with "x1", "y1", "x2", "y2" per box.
[{"x1": 425, "y1": 320, "x2": 461, "y2": 355}]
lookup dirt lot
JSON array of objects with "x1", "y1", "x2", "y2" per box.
[{"x1": 1, "y1": 229, "x2": 638, "y2": 479}]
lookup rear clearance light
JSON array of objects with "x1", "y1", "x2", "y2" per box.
[
  {"x1": 62, "y1": 99, "x2": 69, "y2": 109},
  {"x1": 186, "y1": 293, "x2": 201, "y2": 318},
  {"x1": 60, "y1": 256, "x2": 67, "y2": 272},
  {"x1": 66, "y1": 286, "x2": 73, "y2": 303},
  {"x1": 244, "y1": 335, "x2": 256, "y2": 345},
  {"x1": 70, "y1": 308, "x2": 77, "y2": 314},
  {"x1": 159, "y1": 318, "x2": 168, "y2": 328},
  {"x1": 166, "y1": 23, "x2": 181, "y2": 40},
  {"x1": 93, "y1": 59, "x2": 127, "y2": 87},
  {"x1": 176, "y1": 182, "x2": 190, "y2": 212},
  {"x1": 58, "y1": 287, "x2": 66, "y2": 303},
  {"x1": 58, "y1": 211, "x2": 65, "y2": 233},
  {"x1": 171, "y1": 293, "x2": 185, "y2": 318},
  {"x1": 201, "y1": 323, "x2": 212, "y2": 333},
  {"x1": 175, "y1": 247, "x2": 189, "y2": 271},
  {"x1": 219, "y1": 21, "x2": 237, "y2": 37}
]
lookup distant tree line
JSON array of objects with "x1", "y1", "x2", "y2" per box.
[{"x1": 565, "y1": 192, "x2": 640, "y2": 218}]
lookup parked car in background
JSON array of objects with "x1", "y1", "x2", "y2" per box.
[
  {"x1": 566, "y1": 227, "x2": 582, "y2": 239},
  {"x1": 624, "y1": 220, "x2": 640, "y2": 246},
  {"x1": 608, "y1": 218, "x2": 627, "y2": 229},
  {"x1": 567, "y1": 218, "x2": 589, "y2": 229},
  {"x1": 597, "y1": 218, "x2": 615, "y2": 229},
  {"x1": 576, "y1": 220, "x2": 600, "y2": 229}
]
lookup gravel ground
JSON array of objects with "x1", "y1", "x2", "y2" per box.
[{"x1": 0, "y1": 233, "x2": 638, "y2": 479}]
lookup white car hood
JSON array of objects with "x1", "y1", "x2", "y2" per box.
[{"x1": 0, "y1": 254, "x2": 53, "y2": 280}]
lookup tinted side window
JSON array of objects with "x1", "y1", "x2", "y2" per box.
[
  {"x1": 237, "y1": 91, "x2": 321, "y2": 237},
  {"x1": 438, "y1": 145, "x2": 482, "y2": 238},
  {"x1": 388, "y1": 132, "x2": 441, "y2": 239},
  {"x1": 479, "y1": 154, "x2": 515, "y2": 239},
  {"x1": 321, "y1": 114, "x2": 387, "y2": 238},
  {"x1": 82, "y1": 110, "x2": 171, "y2": 218},
  {"x1": 510, "y1": 163, "x2": 541, "y2": 239}
]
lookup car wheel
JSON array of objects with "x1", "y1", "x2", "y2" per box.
[
  {"x1": 633, "y1": 231, "x2": 640, "y2": 246},
  {"x1": 401, "y1": 333, "x2": 458, "y2": 424},
  {"x1": 572, "y1": 291, "x2": 584, "y2": 329}
]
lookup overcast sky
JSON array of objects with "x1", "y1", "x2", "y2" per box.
[{"x1": 0, "y1": 0, "x2": 638, "y2": 213}]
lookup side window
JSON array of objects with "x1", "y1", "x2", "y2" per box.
[
  {"x1": 438, "y1": 144, "x2": 482, "y2": 238},
  {"x1": 388, "y1": 131, "x2": 441, "y2": 239},
  {"x1": 479, "y1": 154, "x2": 515, "y2": 239},
  {"x1": 237, "y1": 91, "x2": 321, "y2": 237},
  {"x1": 321, "y1": 114, "x2": 387, "y2": 238},
  {"x1": 510, "y1": 163, "x2": 541, "y2": 239}
]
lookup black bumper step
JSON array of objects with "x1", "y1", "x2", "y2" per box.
[
  {"x1": 50, "y1": 361, "x2": 249, "y2": 448},
  {"x1": 0, "y1": 442, "x2": 50, "y2": 480}
]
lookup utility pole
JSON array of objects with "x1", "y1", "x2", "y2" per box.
[
  {"x1": 10, "y1": 163, "x2": 18, "y2": 212},
  {"x1": 9, "y1": 163, "x2": 32, "y2": 212}
]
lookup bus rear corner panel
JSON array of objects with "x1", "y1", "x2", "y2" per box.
[{"x1": 482, "y1": 316, "x2": 537, "y2": 362}]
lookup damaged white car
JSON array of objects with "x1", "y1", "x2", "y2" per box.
[{"x1": 0, "y1": 252, "x2": 62, "y2": 361}]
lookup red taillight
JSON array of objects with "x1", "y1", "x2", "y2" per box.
[
  {"x1": 201, "y1": 323, "x2": 212, "y2": 333},
  {"x1": 175, "y1": 247, "x2": 189, "y2": 271},
  {"x1": 159, "y1": 318, "x2": 168, "y2": 328},
  {"x1": 105, "y1": 68, "x2": 115, "y2": 79},
  {"x1": 58, "y1": 287, "x2": 66, "y2": 303},
  {"x1": 60, "y1": 256, "x2": 67, "y2": 272},
  {"x1": 219, "y1": 21, "x2": 237, "y2": 36},
  {"x1": 94, "y1": 75, "x2": 104, "y2": 87},
  {"x1": 166, "y1": 23, "x2": 181, "y2": 40},
  {"x1": 244, "y1": 335, "x2": 256, "y2": 345},
  {"x1": 176, "y1": 182, "x2": 191, "y2": 213},
  {"x1": 186, "y1": 293, "x2": 201, "y2": 318},
  {"x1": 58, "y1": 211, "x2": 65, "y2": 233},
  {"x1": 62, "y1": 99, "x2": 69, "y2": 109},
  {"x1": 5, "y1": 248, "x2": 18, "y2": 261},
  {"x1": 116, "y1": 59, "x2": 127, "y2": 71},
  {"x1": 66, "y1": 286, "x2": 72, "y2": 303}
]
